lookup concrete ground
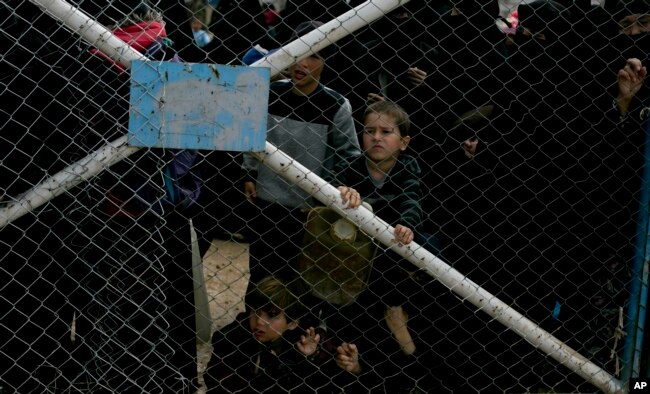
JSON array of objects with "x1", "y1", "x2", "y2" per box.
[{"x1": 196, "y1": 238, "x2": 249, "y2": 394}]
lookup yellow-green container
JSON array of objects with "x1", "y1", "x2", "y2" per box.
[{"x1": 297, "y1": 207, "x2": 377, "y2": 306}]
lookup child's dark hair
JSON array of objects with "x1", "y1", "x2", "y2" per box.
[
  {"x1": 246, "y1": 276, "x2": 306, "y2": 323},
  {"x1": 363, "y1": 101, "x2": 411, "y2": 137}
]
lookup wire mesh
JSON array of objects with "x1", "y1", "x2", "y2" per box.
[{"x1": 0, "y1": 0, "x2": 645, "y2": 393}]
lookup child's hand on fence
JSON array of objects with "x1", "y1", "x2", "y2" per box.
[
  {"x1": 336, "y1": 343, "x2": 361, "y2": 374},
  {"x1": 394, "y1": 224, "x2": 414, "y2": 245},
  {"x1": 337, "y1": 186, "x2": 361, "y2": 209},
  {"x1": 297, "y1": 327, "x2": 320, "y2": 356}
]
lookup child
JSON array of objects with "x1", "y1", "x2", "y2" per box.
[
  {"x1": 335, "y1": 100, "x2": 423, "y2": 247},
  {"x1": 331, "y1": 102, "x2": 447, "y2": 392},
  {"x1": 242, "y1": 21, "x2": 360, "y2": 286},
  {"x1": 203, "y1": 276, "x2": 334, "y2": 392}
]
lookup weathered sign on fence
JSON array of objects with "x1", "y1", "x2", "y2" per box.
[{"x1": 128, "y1": 60, "x2": 269, "y2": 151}]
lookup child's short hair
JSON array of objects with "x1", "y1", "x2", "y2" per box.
[
  {"x1": 363, "y1": 101, "x2": 411, "y2": 137},
  {"x1": 246, "y1": 276, "x2": 306, "y2": 323}
]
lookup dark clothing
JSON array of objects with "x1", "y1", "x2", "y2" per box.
[
  {"x1": 244, "y1": 81, "x2": 359, "y2": 209},
  {"x1": 243, "y1": 81, "x2": 359, "y2": 286},
  {"x1": 208, "y1": 0, "x2": 268, "y2": 64},
  {"x1": 204, "y1": 313, "x2": 333, "y2": 393},
  {"x1": 247, "y1": 199, "x2": 310, "y2": 284},
  {"x1": 0, "y1": 4, "x2": 91, "y2": 391},
  {"x1": 310, "y1": 300, "x2": 447, "y2": 393},
  {"x1": 459, "y1": 4, "x2": 628, "y2": 391},
  {"x1": 332, "y1": 153, "x2": 426, "y2": 304},
  {"x1": 69, "y1": 207, "x2": 198, "y2": 393},
  {"x1": 56, "y1": 20, "x2": 202, "y2": 393},
  {"x1": 333, "y1": 154, "x2": 423, "y2": 232},
  {"x1": 207, "y1": 0, "x2": 352, "y2": 65},
  {"x1": 428, "y1": 6, "x2": 508, "y2": 134},
  {"x1": 479, "y1": 3, "x2": 588, "y2": 325},
  {"x1": 353, "y1": 20, "x2": 439, "y2": 131},
  {"x1": 327, "y1": 152, "x2": 447, "y2": 391}
]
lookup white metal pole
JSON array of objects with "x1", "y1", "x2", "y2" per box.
[
  {"x1": 4, "y1": 3, "x2": 626, "y2": 392},
  {"x1": 252, "y1": 143, "x2": 626, "y2": 394},
  {"x1": 250, "y1": 0, "x2": 410, "y2": 73},
  {"x1": 29, "y1": 0, "x2": 145, "y2": 68},
  {"x1": 3, "y1": 0, "x2": 409, "y2": 227},
  {"x1": 0, "y1": 136, "x2": 139, "y2": 227}
]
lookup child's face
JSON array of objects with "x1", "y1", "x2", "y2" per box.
[
  {"x1": 249, "y1": 310, "x2": 297, "y2": 343},
  {"x1": 362, "y1": 112, "x2": 410, "y2": 163},
  {"x1": 289, "y1": 54, "x2": 324, "y2": 94}
]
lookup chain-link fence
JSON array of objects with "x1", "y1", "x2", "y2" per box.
[{"x1": 1, "y1": 0, "x2": 648, "y2": 392}]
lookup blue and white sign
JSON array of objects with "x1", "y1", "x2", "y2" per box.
[{"x1": 128, "y1": 60, "x2": 269, "y2": 151}]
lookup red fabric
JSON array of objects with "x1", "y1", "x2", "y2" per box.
[
  {"x1": 112, "y1": 21, "x2": 166, "y2": 53},
  {"x1": 263, "y1": 9, "x2": 281, "y2": 26},
  {"x1": 89, "y1": 21, "x2": 166, "y2": 73},
  {"x1": 105, "y1": 191, "x2": 143, "y2": 218}
]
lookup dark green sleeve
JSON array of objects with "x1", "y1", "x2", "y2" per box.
[{"x1": 396, "y1": 156, "x2": 424, "y2": 231}]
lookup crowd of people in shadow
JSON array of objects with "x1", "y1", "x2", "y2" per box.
[{"x1": 2, "y1": 0, "x2": 650, "y2": 392}]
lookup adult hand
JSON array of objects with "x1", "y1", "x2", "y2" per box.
[
  {"x1": 244, "y1": 181, "x2": 257, "y2": 203},
  {"x1": 617, "y1": 58, "x2": 647, "y2": 116},
  {"x1": 337, "y1": 186, "x2": 362, "y2": 209},
  {"x1": 367, "y1": 93, "x2": 386, "y2": 104},
  {"x1": 296, "y1": 327, "x2": 321, "y2": 356},
  {"x1": 336, "y1": 343, "x2": 362, "y2": 374},
  {"x1": 407, "y1": 67, "x2": 427, "y2": 88}
]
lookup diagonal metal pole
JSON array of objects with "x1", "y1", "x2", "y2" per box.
[
  {"x1": 1, "y1": 0, "x2": 408, "y2": 227},
  {"x1": 253, "y1": 143, "x2": 626, "y2": 394},
  {"x1": 3, "y1": 1, "x2": 627, "y2": 392}
]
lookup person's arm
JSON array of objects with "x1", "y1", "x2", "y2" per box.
[
  {"x1": 393, "y1": 224, "x2": 415, "y2": 245},
  {"x1": 396, "y1": 156, "x2": 424, "y2": 232},
  {"x1": 277, "y1": 328, "x2": 331, "y2": 391},
  {"x1": 326, "y1": 98, "x2": 362, "y2": 181},
  {"x1": 337, "y1": 186, "x2": 362, "y2": 209},
  {"x1": 384, "y1": 306, "x2": 416, "y2": 355}
]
